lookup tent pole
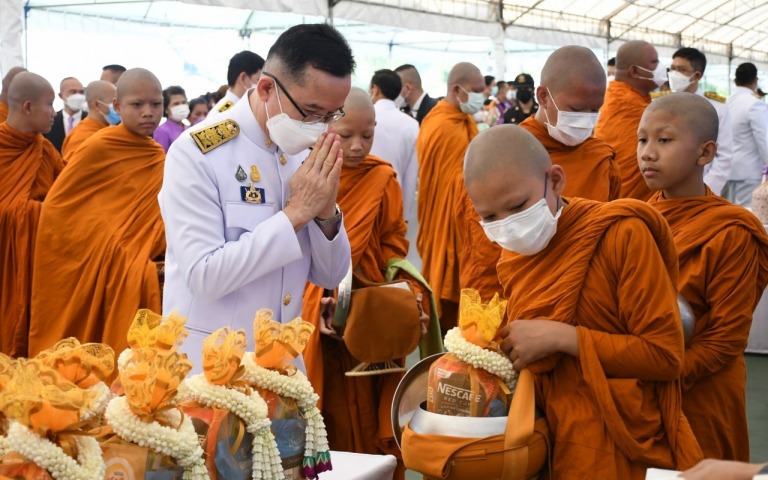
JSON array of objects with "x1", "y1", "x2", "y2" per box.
[
  {"x1": 327, "y1": 0, "x2": 334, "y2": 26},
  {"x1": 24, "y1": 1, "x2": 29, "y2": 68}
]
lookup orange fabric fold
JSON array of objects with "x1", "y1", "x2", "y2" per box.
[
  {"x1": 594, "y1": 81, "x2": 652, "y2": 200},
  {"x1": 649, "y1": 189, "x2": 768, "y2": 460},
  {"x1": 0, "y1": 101, "x2": 8, "y2": 124},
  {"x1": 0, "y1": 123, "x2": 64, "y2": 358},
  {"x1": 28, "y1": 124, "x2": 166, "y2": 358},
  {"x1": 302, "y1": 155, "x2": 409, "y2": 466},
  {"x1": 498, "y1": 198, "x2": 702, "y2": 479},
  {"x1": 417, "y1": 101, "x2": 479, "y2": 311},
  {"x1": 61, "y1": 116, "x2": 108, "y2": 160}
]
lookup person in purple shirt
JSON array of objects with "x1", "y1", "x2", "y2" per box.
[{"x1": 154, "y1": 85, "x2": 188, "y2": 152}]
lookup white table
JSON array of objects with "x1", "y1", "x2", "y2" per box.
[{"x1": 321, "y1": 451, "x2": 397, "y2": 480}]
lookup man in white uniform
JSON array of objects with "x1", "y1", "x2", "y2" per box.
[
  {"x1": 369, "y1": 68, "x2": 419, "y2": 223},
  {"x1": 724, "y1": 62, "x2": 768, "y2": 207},
  {"x1": 209, "y1": 50, "x2": 265, "y2": 116},
  {"x1": 667, "y1": 47, "x2": 733, "y2": 195},
  {"x1": 160, "y1": 24, "x2": 353, "y2": 369}
]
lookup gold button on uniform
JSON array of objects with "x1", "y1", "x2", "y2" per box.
[
  {"x1": 279, "y1": 154, "x2": 287, "y2": 166},
  {"x1": 283, "y1": 294, "x2": 292, "y2": 305}
]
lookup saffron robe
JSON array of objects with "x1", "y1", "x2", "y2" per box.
[
  {"x1": 0, "y1": 101, "x2": 8, "y2": 124},
  {"x1": 61, "y1": 116, "x2": 108, "y2": 160}
]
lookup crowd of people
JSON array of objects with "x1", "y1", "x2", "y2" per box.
[{"x1": 2, "y1": 21, "x2": 768, "y2": 480}]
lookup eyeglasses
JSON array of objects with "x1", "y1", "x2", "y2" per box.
[{"x1": 262, "y1": 71, "x2": 345, "y2": 124}]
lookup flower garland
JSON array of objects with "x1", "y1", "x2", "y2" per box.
[
  {"x1": 116, "y1": 348, "x2": 133, "y2": 372},
  {"x1": 104, "y1": 396, "x2": 209, "y2": 480},
  {"x1": 0, "y1": 434, "x2": 10, "y2": 457},
  {"x1": 178, "y1": 374, "x2": 284, "y2": 480},
  {"x1": 444, "y1": 327, "x2": 518, "y2": 390},
  {"x1": 5, "y1": 421, "x2": 105, "y2": 480},
  {"x1": 241, "y1": 353, "x2": 331, "y2": 479},
  {"x1": 81, "y1": 382, "x2": 111, "y2": 421}
]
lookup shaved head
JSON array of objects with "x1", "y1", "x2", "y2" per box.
[
  {"x1": 541, "y1": 46, "x2": 606, "y2": 94},
  {"x1": 465, "y1": 125, "x2": 551, "y2": 186},
  {"x1": 85, "y1": 80, "x2": 117, "y2": 104},
  {"x1": 446, "y1": 62, "x2": 484, "y2": 109},
  {"x1": 1, "y1": 67, "x2": 27, "y2": 102},
  {"x1": 616, "y1": 40, "x2": 656, "y2": 70},
  {"x1": 8, "y1": 72, "x2": 54, "y2": 110},
  {"x1": 335, "y1": 87, "x2": 376, "y2": 167},
  {"x1": 6, "y1": 72, "x2": 56, "y2": 133},
  {"x1": 448, "y1": 62, "x2": 482, "y2": 88},
  {"x1": 114, "y1": 68, "x2": 163, "y2": 136},
  {"x1": 116, "y1": 68, "x2": 161, "y2": 100},
  {"x1": 344, "y1": 86, "x2": 375, "y2": 115},
  {"x1": 644, "y1": 92, "x2": 718, "y2": 142}
]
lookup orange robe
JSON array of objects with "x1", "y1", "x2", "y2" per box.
[
  {"x1": 28, "y1": 124, "x2": 166, "y2": 357},
  {"x1": 594, "y1": 81, "x2": 652, "y2": 200},
  {"x1": 457, "y1": 117, "x2": 621, "y2": 302},
  {"x1": 0, "y1": 123, "x2": 64, "y2": 357},
  {"x1": 649, "y1": 189, "x2": 768, "y2": 461},
  {"x1": 0, "y1": 101, "x2": 8, "y2": 124},
  {"x1": 302, "y1": 156, "x2": 410, "y2": 476},
  {"x1": 416, "y1": 100, "x2": 478, "y2": 319},
  {"x1": 498, "y1": 198, "x2": 702, "y2": 479},
  {"x1": 61, "y1": 116, "x2": 107, "y2": 160}
]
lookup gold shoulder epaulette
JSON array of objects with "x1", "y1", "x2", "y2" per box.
[
  {"x1": 218, "y1": 100, "x2": 234, "y2": 112},
  {"x1": 704, "y1": 91, "x2": 726, "y2": 103},
  {"x1": 650, "y1": 90, "x2": 671, "y2": 100},
  {"x1": 190, "y1": 119, "x2": 239, "y2": 154}
]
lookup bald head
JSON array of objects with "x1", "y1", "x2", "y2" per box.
[
  {"x1": 448, "y1": 62, "x2": 483, "y2": 88},
  {"x1": 85, "y1": 80, "x2": 116, "y2": 103},
  {"x1": 464, "y1": 125, "x2": 551, "y2": 186},
  {"x1": 541, "y1": 46, "x2": 606, "y2": 93},
  {"x1": 8, "y1": 72, "x2": 54, "y2": 110},
  {"x1": 114, "y1": 68, "x2": 163, "y2": 136},
  {"x1": 615, "y1": 40, "x2": 660, "y2": 95},
  {"x1": 335, "y1": 87, "x2": 376, "y2": 167},
  {"x1": 644, "y1": 92, "x2": 718, "y2": 142},
  {"x1": 616, "y1": 41, "x2": 656, "y2": 69},
  {"x1": 1, "y1": 67, "x2": 27, "y2": 101},
  {"x1": 116, "y1": 68, "x2": 161, "y2": 100},
  {"x1": 344, "y1": 86, "x2": 375, "y2": 115},
  {"x1": 6, "y1": 72, "x2": 56, "y2": 133},
  {"x1": 446, "y1": 62, "x2": 484, "y2": 109}
]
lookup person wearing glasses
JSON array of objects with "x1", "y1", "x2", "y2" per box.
[{"x1": 159, "y1": 23, "x2": 354, "y2": 371}]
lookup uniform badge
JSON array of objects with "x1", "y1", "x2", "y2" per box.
[
  {"x1": 218, "y1": 100, "x2": 234, "y2": 112},
  {"x1": 279, "y1": 154, "x2": 287, "y2": 166},
  {"x1": 190, "y1": 119, "x2": 239, "y2": 154},
  {"x1": 250, "y1": 165, "x2": 261, "y2": 182},
  {"x1": 265, "y1": 138, "x2": 273, "y2": 148},
  {"x1": 241, "y1": 182, "x2": 265, "y2": 204},
  {"x1": 235, "y1": 165, "x2": 247, "y2": 182}
]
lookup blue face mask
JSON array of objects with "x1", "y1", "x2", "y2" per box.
[{"x1": 99, "y1": 101, "x2": 121, "y2": 125}]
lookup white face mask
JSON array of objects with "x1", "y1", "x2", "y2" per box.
[
  {"x1": 636, "y1": 64, "x2": 667, "y2": 87},
  {"x1": 265, "y1": 86, "x2": 327, "y2": 156},
  {"x1": 607, "y1": 74, "x2": 615, "y2": 83},
  {"x1": 505, "y1": 89, "x2": 514, "y2": 101},
  {"x1": 479, "y1": 175, "x2": 563, "y2": 255},
  {"x1": 169, "y1": 103, "x2": 190, "y2": 122},
  {"x1": 394, "y1": 94, "x2": 407, "y2": 109},
  {"x1": 543, "y1": 87, "x2": 599, "y2": 147},
  {"x1": 65, "y1": 93, "x2": 86, "y2": 112},
  {"x1": 459, "y1": 86, "x2": 485, "y2": 114},
  {"x1": 667, "y1": 70, "x2": 695, "y2": 93}
]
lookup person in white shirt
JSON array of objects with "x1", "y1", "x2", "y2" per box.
[
  {"x1": 368, "y1": 68, "x2": 419, "y2": 223},
  {"x1": 667, "y1": 47, "x2": 733, "y2": 195},
  {"x1": 724, "y1": 62, "x2": 768, "y2": 207},
  {"x1": 160, "y1": 24, "x2": 353, "y2": 370},
  {"x1": 209, "y1": 50, "x2": 264, "y2": 116}
]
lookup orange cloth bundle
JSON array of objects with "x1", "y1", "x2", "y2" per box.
[{"x1": 427, "y1": 290, "x2": 514, "y2": 417}]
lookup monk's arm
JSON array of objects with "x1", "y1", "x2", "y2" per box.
[
  {"x1": 681, "y1": 228, "x2": 760, "y2": 391},
  {"x1": 578, "y1": 218, "x2": 684, "y2": 381}
]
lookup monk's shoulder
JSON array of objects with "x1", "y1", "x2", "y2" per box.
[{"x1": 189, "y1": 119, "x2": 240, "y2": 154}]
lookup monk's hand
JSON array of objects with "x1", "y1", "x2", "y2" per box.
[
  {"x1": 679, "y1": 459, "x2": 765, "y2": 480},
  {"x1": 499, "y1": 320, "x2": 577, "y2": 371},
  {"x1": 284, "y1": 132, "x2": 343, "y2": 231},
  {"x1": 416, "y1": 293, "x2": 429, "y2": 340},
  {"x1": 319, "y1": 296, "x2": 342, "y2": 340}
]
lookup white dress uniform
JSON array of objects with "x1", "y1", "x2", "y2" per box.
[
  {"x1": 159, "y1": 91, "x2": 351, "y2": 371},
  {"x1": 698, "y1": 89, "x2": 733, "y2": 196},
  {"x1": 370, "y1": 98, "x2": 419, "y2": 223},
  {"x1": 208, "y1": 89, "x2": 241, "y2": 117},
  {"x1": 725, "y1": 86, "x2": 768, "y2": 206}
]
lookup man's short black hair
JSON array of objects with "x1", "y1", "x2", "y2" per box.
[
  {"x1": 370, "y1": 69, "x2": 402, "y2": 100},
  {"x1": 102, "y1": 64, "x2": 126, "y2": 73},
  {"x1": 735, "y1": 62, "x2": 758, "y2": 87},
  {"x1": 484, "y1": 75, "x2": 495, "y2": 87},
  {"x1": 607, "y1": 57, "x2": 616, "y2": 67},
  {"x1": 267, "y1": 24, "x2": 355, "y2": 84},
  {"x1": 673, "y1": 47, "x2": 707, "y2": 74},
  {"x1": 227, "y1": 51, "x2": 265, "y2": 87},
  {"x1": 162, "y1": 85, "x2": 186, "y2": 117}
]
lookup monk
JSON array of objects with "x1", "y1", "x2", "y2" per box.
[
  {"x1": 641, "y1": 93, "x2": 768, "y2": 461},
  {"x1": 302, "y1": 88, "x2": 428, "y2": 480},
  {"x1": 28, "y1": 68, "x2": 166, "y2": 358},
  {"x1": 0, "y1": 67, "x2": 27, "y2": 124},
  {"x1": 464, "y1": 125, "x2": 702, "y2": 478},
  {"x1": 457, "y1": 46, "x2": 620, "y2": 302},
  {"x1": 417, "y1": 62, "x2": 481, "y2": 331},
  {"x1": 0, "y1": 72, "x2": 65, "y2": 358},
  {"x1": 595, "y1": 40, "x2": 665, "y2": 200},
  {"x1": 61, "y1": 80, "x2": 116, "y2": 159}
]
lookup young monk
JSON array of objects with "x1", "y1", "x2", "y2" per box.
[
  {"x1": 640, "y1": 93, "x2": 768, "y2": 461},
  {"x1": 464, "y1": 125, "x2": 702, "y2": 479},
  {"x1": 0, "y1": 72, "x2": 65, "y2": 357},
  {"x1": 0, "y1": 67, "x2": 27, "y2": 124},
  {"x1": 457, "y1": 45, "x2": 620, "y2": 302},
  {"x1": 61, "y1": 80, "x2": 117, "y2": 159},
  {"x1": 302, "y1": 88, "x2": 428, "y2": 480},
  {"x1": 29, "y1": 68, "x2": 166, "y2": 358}
]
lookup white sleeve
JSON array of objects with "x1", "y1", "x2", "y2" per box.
[
  {"x1": 704, "y1": 105, "x2": 733, "y2": 195},
  {"x1": 748, "y1": 101, "x2": 768, "y2": 166},
  {"x1": 306, "y1": 218, "x2": 351, "y2": 289},
  {"x1": 403, "y1": 126, "x2": 419, "y2": 222}
]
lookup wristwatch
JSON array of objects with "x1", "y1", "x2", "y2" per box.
[{"x1": 314, "y1": 204, "x2": 342, "y2": 227}]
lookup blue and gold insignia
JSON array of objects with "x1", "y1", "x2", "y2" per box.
[
  {"x1": 704, "y1": 91, "x2": 726, "y2": 103},
  {"x1": 241, "y1": 182, "x2": 265, "y2": 204},
  {"x1": 190, "y1": 119, "x2": 239, "y2": 154},
  {"x1": 218, "y1": 100, "x2": 234, "y2": 112}
]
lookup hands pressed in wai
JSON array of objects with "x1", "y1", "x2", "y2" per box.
[
  {"x1": 284, "y1": 132, "x2": 343, "y2": 231},
  {"x1": 499, "y1": 319, "x2": 578, "y2": 370}
]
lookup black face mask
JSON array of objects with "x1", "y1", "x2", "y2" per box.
[{"x1": 517, "y1": 89, "x2": 533, "y2": 103}]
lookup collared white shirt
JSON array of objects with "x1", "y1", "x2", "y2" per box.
[
  {"x1": 371, "y1": 99, "x2": 419, "y2": 222},
  {"x1": 726, "y1": 86, "x2": 768, "y2": 181},
  {"x1": 410, "y1": 91, "x2": 428, "y2": 119},
  {"x1": 697, "y1": 89, "x2": 733, "y2": 195},
  {"x1": 63, "y1": 109, "x2": 83, "y2": 136},
  {"x1": 160, "y1": 91, "x2": 351, "y2": 371},
  {"x1": 208, "y1": 89, "x2": 241, "y2": 117}
]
